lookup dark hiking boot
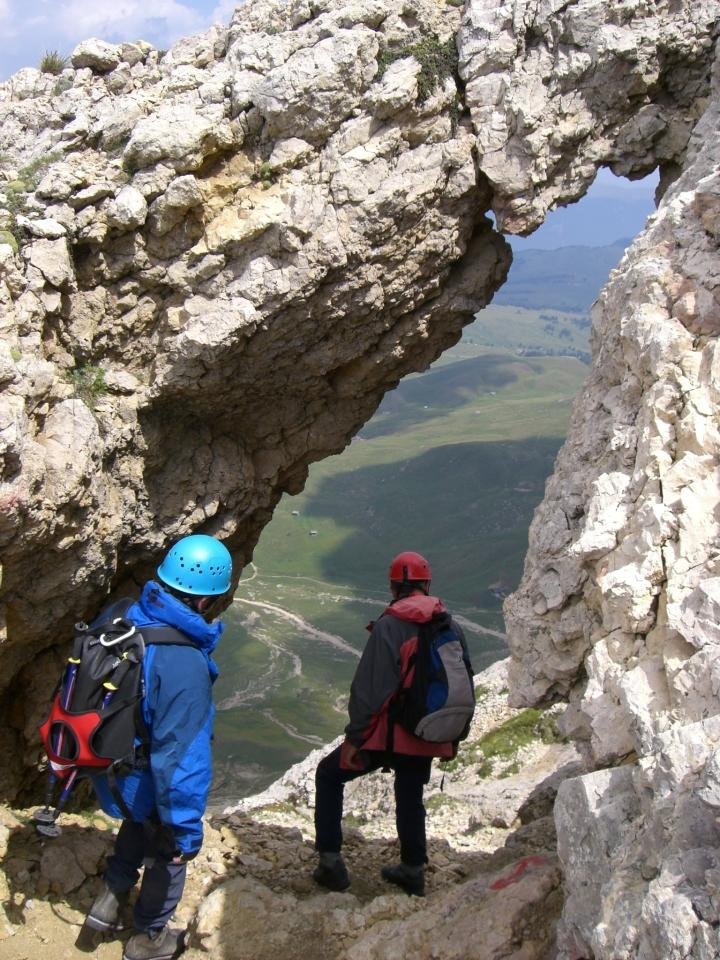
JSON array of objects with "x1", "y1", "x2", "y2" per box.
[
  {"x1": 75, "y1": 925, "x2": 105, "y2": 952},
  {"x1": 313, "y1": 852, "x2": 350, "y2": 891},
  {"x1": 123, "y1": 926, "x2": 186, "y2": 960},
  {"x1": 381, "y1": 862, "x2": 425, "y2": 897},
  {"x1": 85, "y1": 882, "x2": 130, "y2": 932}
]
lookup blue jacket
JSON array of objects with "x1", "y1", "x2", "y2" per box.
[{"x1": 92, "y1": 581, "x2": 223, "y2": 857}]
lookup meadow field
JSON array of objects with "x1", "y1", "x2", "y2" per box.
[{"x1": 210, "y1": 281, "x2": 597, "y2": 804}]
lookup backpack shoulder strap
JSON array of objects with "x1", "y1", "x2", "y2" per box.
[
  {"x1": 84, "y1": 597, "x2": 135, "y2": 633},
  {"x1": 139, "y1": 624, "x2": 197, "y2": 647},
  {"x1": 95, "y1": 599, "x2": 197, "y2": 648},
  {"x1": 427, "y1": 610, "x2": 452, "y2": 633},
  {"x1": 88, "y1": 599, "x2": 195, "y2": 648}
]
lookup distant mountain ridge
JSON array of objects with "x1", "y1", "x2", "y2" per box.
[
  {"x1": 508, "y1": 181, "x2": 656, "y2": 250},
  {"x1": 495, "y1": 238, "x2": 630, "y2": 313}
]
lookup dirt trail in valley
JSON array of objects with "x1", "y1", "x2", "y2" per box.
[
  {"x1": 453, "y1": 613, "x2": 507, "y2": 641},
  {"x1": 261, "y1": 710, "x2": 326, "y2": 746},
  {"x1": 231, "y1": 598, "x2": 361, "y2": 658}
]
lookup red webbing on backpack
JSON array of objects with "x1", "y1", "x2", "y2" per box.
[{"x1": 39, "y1": 693, "x2": 112, "y2": 779}]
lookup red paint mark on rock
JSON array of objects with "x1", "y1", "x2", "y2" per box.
[{"x1": 489, "y1": 855, "x2": 548, "y2": 891}]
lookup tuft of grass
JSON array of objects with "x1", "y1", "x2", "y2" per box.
[
  {"x1": 20, "y1": 152, "x2": 64, "y2": 186},
  {"x1": 499, "y1": 760, "x2": 520, "y2": 779},
  {"x1": 343, "y1": 812, "x2": 365, "y2": 827},
  {"x1": 476, "y1": 758, "x2": 493, "y2": 779},
  {"x1": 39, "y1": 50, "x2": 68, "y2": 75},
  {"x1": 67, "y1": 365, "x2": 108, "y2": 409},
  {"x1": 442, "y1": 708, "x2": 565, "y2": 778},
  {"x1": 54, "y1": 76, "x2": 74, "y2": 95},
  {"x1": 534, "y1": 711, "x2": 565, "y2": 745},
  {"x1": 3, "y1": 179, "x2": 29, "y2": 217},
  {"x1": 376, "y1": 34, "x2": 459, "y2": 103},
  {"x1": 253, "y1": 161, "x2": 276, "y2": 190},
  {"x1": 477, "y1": 708, "x2": 564, "y2": 762},
  {"x1": 0, "y1": 229, "x2": 18, "y2": 252},
  {"x1": 1, "y1": 151, "x2": 63, "y2": 247}
]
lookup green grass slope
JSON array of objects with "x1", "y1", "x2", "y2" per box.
[
  {"x1": 262, "y1": 353, "x2": 585, "y2": 604},
  {"x1": 212, "y1": 340, "x2": 589, "y2": 803},
  {"x1": 459, "y1": 305, "x2": 591, "y2": 363}
]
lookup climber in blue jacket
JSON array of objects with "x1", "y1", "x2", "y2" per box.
[{"x1": 84, "y1": 534, "x2": 233, "y2": 960}]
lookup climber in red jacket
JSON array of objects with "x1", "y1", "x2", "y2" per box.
[{"x1": 312, "y1": 551, "x2": 470, "y2": 897}]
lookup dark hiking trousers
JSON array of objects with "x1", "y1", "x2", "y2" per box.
[
  {"x1": 104, "y1": 820, "x2": 187, "y2": 933},
  {"x1": 315, "y1": 746, "x2": 432, "y2": 867}
]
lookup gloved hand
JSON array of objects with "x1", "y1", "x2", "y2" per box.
[
  {"x1": 170, "y1": 852, "x2": 196, "y2": 864},
  {"x1": 146, "y1": 821, "x2": 199, "y2": 864},
  {"x1": 339, "y1": 739, "x2": 369, "y2": 771}
]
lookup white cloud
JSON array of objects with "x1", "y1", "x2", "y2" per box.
[
  {"x1": 0, "y1": 0, "x2": 240, "y2": 79},
  {"x1": 51, "y1": 0, "x2": 207, "y2": 46},
  {"x1": 209, "y1": 0, "x2": 243, "y2": 24},
  {"x1": 0, "y1": 0, "x2": 223, "y2": 77}
]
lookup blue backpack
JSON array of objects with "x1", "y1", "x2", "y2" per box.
[{"x1": 391, "y1": 612, "x2": 475, "y2": 743}]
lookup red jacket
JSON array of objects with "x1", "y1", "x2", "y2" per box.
[{"x1": 345, "y1": 593, "x2": 460, "y2": 759}]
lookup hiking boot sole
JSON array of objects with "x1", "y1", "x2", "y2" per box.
[
  {"x1": 76, "y1": 923, "x2": 112, "y2": 953},
  {"x1": 122, "y1": 928, "x2": 186, "y2": 960},
  {"x1": 381, "y1": 866, "x2": 425, "y2": 897},
  {"x1": 312, "y1": 865, "x2": 350, "y2": 892},
  {"x1": 122, "y1": 946, "x2": 184, "y2": 960}
]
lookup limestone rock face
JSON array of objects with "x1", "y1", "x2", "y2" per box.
[
  {"x1": 505, "y1": 30, "x2": 720, "y2": 960},
  {"x1": 0, "y1": 17, "x2": 719, "y2": 958},
  {"x1": 1, "y1": 0, "x2": 711, "y2": 800},
  {"x1": 0, "y1": 0, "x2": 505, "y2": 795},
  {"x1": 462, "y1": 0, "x2": 720, "y2": 233},
  {"x1": 555, "y1": 719, "x2": 720, "y2": 959}
]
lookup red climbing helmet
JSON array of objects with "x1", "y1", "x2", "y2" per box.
[{"x1": 389, "y1": 551, "x2": 432, "y2": 584}]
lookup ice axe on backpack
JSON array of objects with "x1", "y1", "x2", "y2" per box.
[
  {"x1": 34, "y1": 619, "x2": 141, "y2": 838},
  {"x1": 34, "y1": 652, "x2": 83, "y2": 837}
]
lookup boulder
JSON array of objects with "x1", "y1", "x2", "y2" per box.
[
  {"x1": 107, "y1": 185, "x2": 148, "y2": 230},
  {"x1": 25, "y1": 238, "x2": 73, "y2": 288},
  {"x1": 71, "y1": 39, "x2": 122, "y2": 73}
]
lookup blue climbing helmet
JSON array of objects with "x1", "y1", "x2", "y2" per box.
[{"x1": 157, "y1": 534, "x2": 233, "y2": 596}]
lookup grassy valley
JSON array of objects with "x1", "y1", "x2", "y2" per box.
[{"x1": 210, "y1": 241, "x2": 623, "y2": 806}]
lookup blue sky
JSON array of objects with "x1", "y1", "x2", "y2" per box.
[
  {"x1": 0, "y1": 0, "x2": 240, "y2": 79},
  {"x1": 512, "y1": 168, "x2": 658, "y2": 250},
  {"x1": 0, "y1": 0, "x2": 657, "y2": 246}
]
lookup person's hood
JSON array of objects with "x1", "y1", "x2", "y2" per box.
[
  {"x1": 128, "y1": 580, "x2": 224, "y2": 660},
  {"x1": 383, "y1": 593, "x2": 446, "y2": 624}
]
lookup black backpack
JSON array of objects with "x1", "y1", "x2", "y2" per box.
[
  {"x1": 390, "y1": 612, "x2": 476, "y2": 744},
  {"x1": 35, "y1": 599, "x2": 193, "y2": 836}
]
